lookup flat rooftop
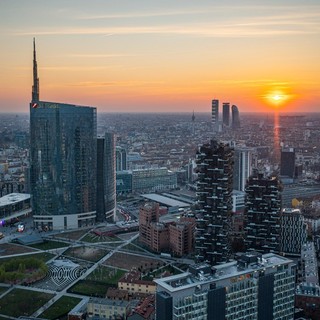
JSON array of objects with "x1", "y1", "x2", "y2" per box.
[
  {"x1": 0, "y1": 193, "x2": 30, "y2": 207},
  {"x1": 141, "y1": 193, "x2": 190, "y2": 208},
  {"x1": 155, "y1": 253, "x2": 294, "y2": 293}
]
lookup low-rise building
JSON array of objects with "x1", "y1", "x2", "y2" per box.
[
  {"x1": 87, "y1": 298, "x2": 131, "y2": 320},
  {"x1": 118, "y1": 270, "x2": 156, "y2": 295}
]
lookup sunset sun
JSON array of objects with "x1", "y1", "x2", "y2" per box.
[
  {"x1": 264, "y1": 89, "x2": 292, "y2": 109},
  {"x1": 272, "y1": 94, "x2": 282, "y2": 101}
]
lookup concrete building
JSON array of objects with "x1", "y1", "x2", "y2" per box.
[
  {"x1": 233, "y1": 147, "x2": 255, "y2": 192},
  {"x1": 87, "y1": 297, "x2": 131, "y2": 319},
  {"x1": 155, "y1": 252, "x2": 296, "y2": 320},
  {"x1": 0, "y1": 193, "x2": 31, "y2": 224},
  {"x1": 244, "y1": 172, "x2": 282, "y2": 254},
  {"x1": 211, "y1": 99, "x2": 219, "y2": 130},
  {"x1": 168, "y1": 217, "x2": 195, "y2": 257},
  {"x1": 280, "y1": 208, "x2": 307, "y2": 256},
  {"x1": 194, "y1": 140, "x2": 234, "y2": 265},
  {"x1": 139, "y1": 202, "x2": 160, "y2": 248},
  {"x1": 296, "y1": 242, "x2": 320, "y2": 319},
  {"x1": 118, "y1": 270, "x2": 156, "y2": 295},
  {"x1": 139, "y1": 202, "x2": 195, "y2": 256}
]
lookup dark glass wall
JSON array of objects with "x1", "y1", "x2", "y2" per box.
[{"x1": 30, "y1": 101, "x2": 97, "y2": 217}]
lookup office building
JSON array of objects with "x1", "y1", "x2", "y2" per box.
[
  {"x1": 96, "y1": 133, "x2": 116, "y2": 223},
  {"x1": 222, "y1": 102, "x2": 230, "y2": 127},
  {"x1": 30, "y1": 39, "x2": 97, "y2": 230},
  {"x1": 195, "y1": 140, "x2": 234, "y2": 265},
  {"x1": 116, "y1": 170, "x2": 133, "y2": 195},
  {"x1": 233, "y1": 147, "x2": 255, "y2": 191},
  {"x1": 280, "y1": 148, "x2": 295, "y2": 178},
  {"x1": 132, "y1": 168, "x2": 177, "y2": 193},
  {"x1": 155, "y1": 252, "x2": 296, "y2": 320},
  {"x1": 244, "y1": 172, "x2": 282, "y2": 253},
  {"x1": 280, "y1": 208, "x2": 307, "y2": 256},
  {"x1": 0, "y1": 193, "x2": 31, "y2": 224},
  {"x1": 211, "y1": 99, "x2": 219, "y2": 129},
  {"x1": 232, "y1": 105, "x2": 241, "y2": 129},
  {"x1": 296, "y1": 242, "x2": 320, "y2": 319},
  {"x1": 116, "y1": 146, "x2": 127, "y2": 171}
]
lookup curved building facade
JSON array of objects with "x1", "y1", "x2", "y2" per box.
[
  {"x1": 97, "y1": 133, "x2": 116, "y2": 222},
  {"x1": 232, "y1": 105, "x2": 241, "y2": 129}
]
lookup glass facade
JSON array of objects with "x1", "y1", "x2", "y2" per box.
[
  {"x1": 30, "y1": 101, "x2": 97, "y2": 226},
  {"x1": 96, "y1": 133, "x2": 116, "y2": 222}
]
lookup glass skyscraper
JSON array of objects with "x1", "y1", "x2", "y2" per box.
[
  {"x1": 97, "y1": 133, "x2": 116, "y2": 223},
  {"x1": 30, "y1": 39, "x2": 97, "y2": 230}
]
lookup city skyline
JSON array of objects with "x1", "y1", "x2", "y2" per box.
[{"x1": 0, "y1": 0, "x2": 320, "y2": 113}]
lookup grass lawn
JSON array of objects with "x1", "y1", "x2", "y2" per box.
[
  {"x1": 81, "y1": 233, "x2": 121, "y2": 243},
  {"x1": 53, "y1": 229, "x2": 90, "y2": 241},
  {"x1": 67, "y1": 279, "x2": 113, "y2": 297},
  {"x1": 0, "y1": 288, "x2": 54, "y2": 318},
  {"x1": 0, "y1": 252, "x2": 55, "y2": 264},
  {"x1": 38, "y1": 295, "x2": 82, "y2": 320},
  {"x1": 0, "y1": 286, "x2": 8, "y2": 295},
  {"x1": 63, "y1": 246, "x2": 108, "y2": 263},
  {"x1": 86, "y1": 266, "x2": 126, "y2": 284},
  {"x1": 29, "y1": 240, "x2": 69, "y2": 250},
  {"x1": 120, "y1": 242, "x2": 147, "y2": 253},
  {"x1": 68, "y1": 266, "x2": 126, "y2": 297}
]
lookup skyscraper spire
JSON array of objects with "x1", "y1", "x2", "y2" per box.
[{"x1": 32, "y1": 38, "x2": 39, "y2": 102}]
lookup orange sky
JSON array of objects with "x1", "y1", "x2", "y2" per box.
[{"x1": 0, "y1": 1, "x2": 319, "y2": 113}]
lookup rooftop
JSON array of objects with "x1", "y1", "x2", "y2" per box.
[
  {"x1": 154, "y1": 253, "x2": 293, "y2": 293},
  {"x1": 0, "y1": 193, "x2": 30, "y2": 207},
  {"x1": 141, "y1": 193, "x2": 190, "y2": 208}
]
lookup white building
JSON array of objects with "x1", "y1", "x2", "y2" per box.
[{"x1": 155, "y1": 252, "x2": 296, "y2": 320}]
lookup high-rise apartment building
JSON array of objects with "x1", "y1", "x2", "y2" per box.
[
  {"x1": 232, "y1": 105, "x2": 241, "y2": 129},
  {"x1": 139, "y1": 202, "x2": 195, "y2": 256},
  {"x1": 155, "y1": 252, "x2": 296, "y2": 320},
  {"x1": 139, "y1": 202, "x2": 160, "y2": 247},
  {"x1": 280, "y1": 208, "x2": 307, "y2": 256},
  {"x1": 96, "y1": 133, "x2": 116, "y2": 223},
  {"x1": 233, "y1": 147, "x2": 255, "y2": 191},
  {"x1": 169, "y1": 217, "x2": 195, "y2": 257},
  {"x1": 211, "y1": 99, "x2": 219, "y2": 129},
  {"x1": 280, "y1": 147, "x2": 295, "y2": 178},
  {"x1": 30, "y1": 39, "x2": 97, "y2": 230},
  {"x1": 244, "y1": 172, "x2": 282, "y2": 253},
  {"x1": 195, "y1": 140, "x2": 234, "y2": 265},
  {"x1": 222, "y1": 102, "x2": 230, "y2": 127}
]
